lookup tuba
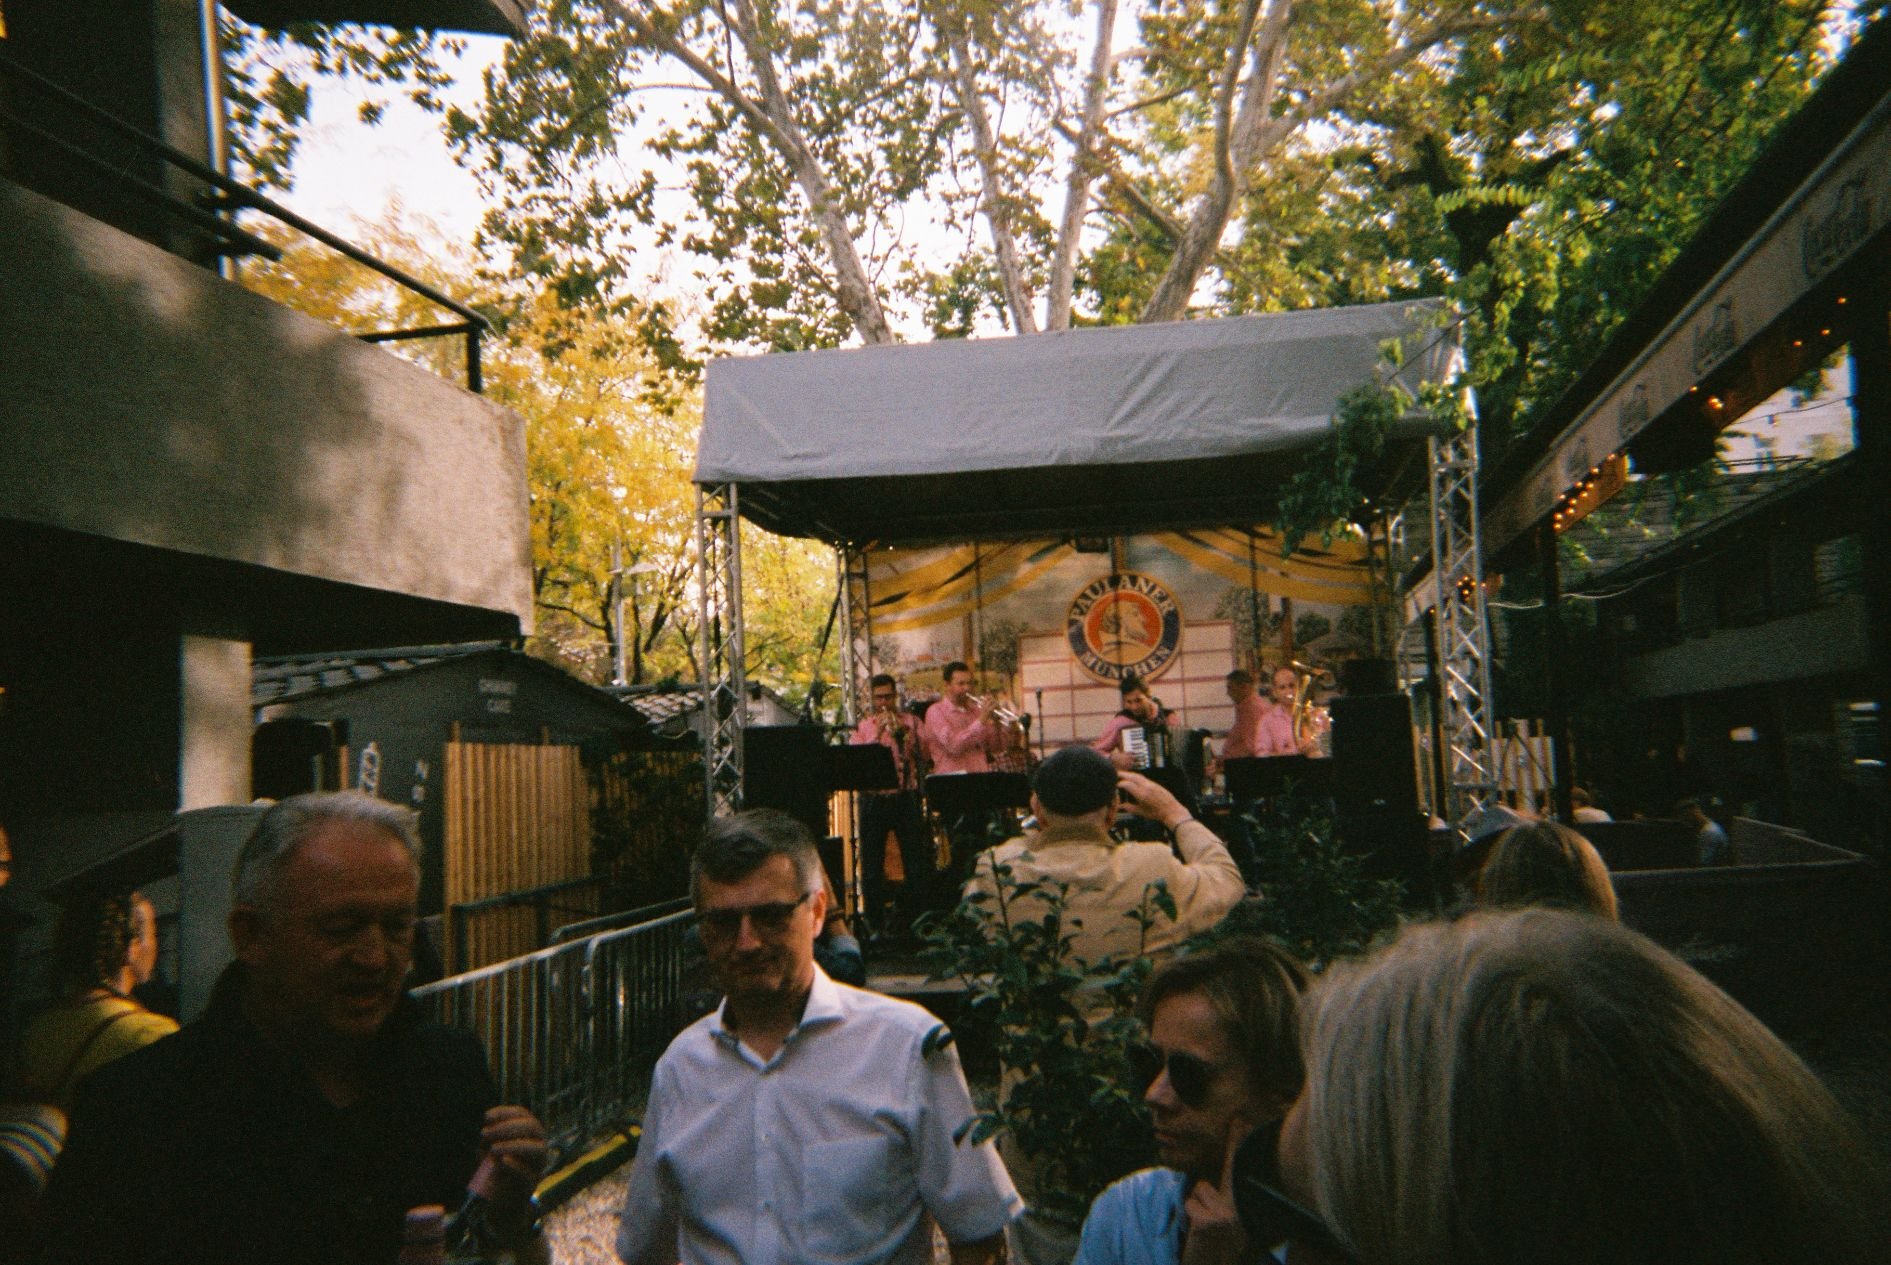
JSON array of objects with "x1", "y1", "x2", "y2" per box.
[{"x1": 1289, "y1": 660, "x2": 1336, "y2": 751}]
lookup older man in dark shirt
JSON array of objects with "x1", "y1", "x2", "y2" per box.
[{"x1": 36, "y1": 792, "x2": 550, "y2": 1265}]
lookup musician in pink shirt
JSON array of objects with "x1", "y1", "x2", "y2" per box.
[
  {"x1": 923, "y1": 661, "x2": 1008, "y2": 774},
  {"x1": 1218, "y1": 669, "x2": 1265, "y2": 761},
  {"x1": 1253, "y1": 664, "x2": 1309, "y2": 756},
  {"x1": 1093, "y1": 676, "x2": 1179, "y2": 771}
]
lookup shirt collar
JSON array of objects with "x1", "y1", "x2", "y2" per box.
[
  {"x1": 1029, "y1": 820, "x2": 1115, "y2": 848},
  {"x1": 708, "y1": 963, "x2": 847, "y2": 1047}
]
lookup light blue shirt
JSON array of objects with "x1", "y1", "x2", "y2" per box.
[
  {"x1": 1073, "y1": 1168, "x2": 1187, "y2": 1265},
  {"x1": 617, "y1": 966, "x2": 1022, "y2": 1265}
]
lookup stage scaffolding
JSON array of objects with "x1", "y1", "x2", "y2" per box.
[
  {"x1": 690, "y1": 300, "x2": 1491, "y2": 824},
  {"x1": 839, "y1": 545, "x2": 873, "y2": 725},
  {"x1": 695, "y1": 483, "x2": 745, "y2": 817},
  {"x1": 1413, "y1": 423, "x2": 1497, "y2": 828}
]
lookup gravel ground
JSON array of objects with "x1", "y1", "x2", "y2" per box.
[{"x1": 546, "y1": 1161, "x2": 953, "y2": 1264}]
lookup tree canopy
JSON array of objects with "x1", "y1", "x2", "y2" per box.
[{"x1": 228, "y1": 1, "x2": 1859, "y2": 462}]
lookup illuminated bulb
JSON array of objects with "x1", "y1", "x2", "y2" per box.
[
  {"x1": 1793, "y1": 339, "x2": 1803, "y2": 348},
  {"x1": 1689, "y1": 385, "x2": 1699, "y2": 393},
  {"x1": 1820, "y1": 328, "x2": 1831, "y2": 337},
  {"x1": 1837, "y1": 296, "x2": 1847, "y2": 305}
]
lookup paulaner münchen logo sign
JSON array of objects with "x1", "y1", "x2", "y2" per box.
[{"x1": 1066, "y1": 572, "x2": 1183, "y2": 683}]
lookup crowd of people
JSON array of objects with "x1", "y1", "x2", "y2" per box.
[{"x1": 0, "y1": 665, "x2": 1884, "y2": 1264}]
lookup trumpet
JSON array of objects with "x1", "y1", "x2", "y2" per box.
[{"x1": 970, "y1": 694, "x2": 1023, "y2": 726}]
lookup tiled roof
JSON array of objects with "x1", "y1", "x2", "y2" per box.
[{"x1": 252, "y1": 642, "x2": 509, "y2": 707}]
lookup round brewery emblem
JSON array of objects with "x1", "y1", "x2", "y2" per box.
[{"x1": 1066, "y1": 572, "x2": 1183, "y2": 683}]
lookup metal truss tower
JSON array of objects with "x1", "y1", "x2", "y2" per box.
[
  {"x1": 838, "y1": 546, "x2": 874, "y2": 723},
  {"x1": 695, "y1": 483, "x2": 745, "y2": 818},
  {"x1": 1424, "y1": 426, "x2": 1498, "y2": 827}
]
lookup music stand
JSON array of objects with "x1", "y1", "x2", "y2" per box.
[
  {"x1": 826, "y1": 744, "x2": 899, "y2": 793},
  {"x1": 924, "y1": 771, "x2": 1033, "y2": 815},
  {"x1": 1224, "y1": 755, "x2": 1333, "y2": 802}
]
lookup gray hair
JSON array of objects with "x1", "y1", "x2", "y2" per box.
[
  {"x1": 1295, "y1": 909, "x2": 1888, "y2": 1265},
  {"x1": 233, "y1": 791, "x2": 421, "y2": 909},
  {"x1": 691, "y1": 809, "x2": 823, "y2": 904}
]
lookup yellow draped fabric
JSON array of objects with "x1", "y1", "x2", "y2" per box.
[{"x1": 864, "y1": 528, "x2": 1375, "y2": 632}]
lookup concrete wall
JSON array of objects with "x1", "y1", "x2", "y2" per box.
[
  {"x1": 1623, "y1": 595, "x2": 1868, "y2": 699},
  {"x1": 0, "y1": 177, "x2": 533, "y2": 630}
]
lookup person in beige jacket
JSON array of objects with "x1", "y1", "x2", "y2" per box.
[{"x1": 964, "y1": 746, "x2": 1246, "y2": 967}]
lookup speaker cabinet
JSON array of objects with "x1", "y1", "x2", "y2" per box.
[
  {"x1": 1330, "y1": 693, "x2": 1419, "y2": 820},
  {"x1": 742, "y1": 725, "x2": 829, "y2": 835}
]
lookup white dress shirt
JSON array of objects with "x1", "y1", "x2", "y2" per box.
[{"x1": 617, "y1": 967, "x2": 1022, "y2": 1265}]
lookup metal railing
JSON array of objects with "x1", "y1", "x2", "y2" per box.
[
  {"x1": 0, "y1": 49, "x2": 487, "y2": 391},
  {"x1": 413, "y1": 906, "x2": 698, "y2": 1165},
  {"x1": 447, "y1": 875, "x2": 613, "y2": 974}
]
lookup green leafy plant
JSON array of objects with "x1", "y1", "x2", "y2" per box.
[
  {"x1": 1213, "y1": 791, "x2": 1405, "y2": 966},
  {"x1": 920, "y1": 865, "x2": 1177, "y2": 1230}
]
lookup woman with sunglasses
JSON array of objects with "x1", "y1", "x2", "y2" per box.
[
  {"x1": 1266, "y1": 909, "x2": 1889, "y2": 1265},
  {"x1": 1073, "y1": 936, "x2": 1309, "y2": 1265}
]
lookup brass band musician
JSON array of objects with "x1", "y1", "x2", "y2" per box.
[
  {"x1": 1092, "y1": 674, "x2": 1180, "y2": 772},
  {"x1": 849, "y1": 674, "x2": 936, "y2": 935}
]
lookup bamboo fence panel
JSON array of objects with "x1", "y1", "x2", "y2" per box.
[{"x1": 444, "y1": 741, "x2": 590, "y2": 969}]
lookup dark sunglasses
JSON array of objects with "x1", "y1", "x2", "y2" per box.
[
  {"x1": 1127, "y1": 1042, "x2": 1220, "y2": 1109},
  {"x1": 697, "y1": 892, "x2": 811, "y2": 939},
  {"x1": 1231, "y1": 1117, "x2": 1361, "y2": 1263}
]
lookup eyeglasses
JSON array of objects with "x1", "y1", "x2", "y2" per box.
[
  {"x1": 697, "y1": 893, "x2": 811, "y2": 940},
  {"x1": 1231, "y1": 1117, "x2": 1361, "y2": 1263},
  {"x1": 1128, "y1": 1042, "x2": 1221, "y2": 1109}
]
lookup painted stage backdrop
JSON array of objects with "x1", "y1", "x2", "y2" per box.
[{"x1": 862, "y1": 528, "x2": 1380, "y2": 747}]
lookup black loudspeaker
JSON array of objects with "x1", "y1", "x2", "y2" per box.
[
  {"x1": 1330, "y1": 693, "x2": 1420, "y2": 820},
  {"x1": 742, "y1": 725, "x2": 830, "y2": 835},
  {"x1": 1340, "y1": 657, "x2": 1399, "y2": 697},
  {"x1": 1331, "y1": 693, "x2": 1431, "y2": 901}
]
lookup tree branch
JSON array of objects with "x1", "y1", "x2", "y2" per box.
[
  {"x1": 938, "y1": 12, "x2": 1038, "y2": 334},
  {"x1": 1046, "y1": 0, "x2": 1119, "y2": 331}
]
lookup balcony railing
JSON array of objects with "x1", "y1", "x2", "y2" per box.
[{"x1": 0, "y1": 47, "x2": 488, "y2": 392}]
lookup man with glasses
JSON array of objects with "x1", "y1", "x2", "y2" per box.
[
  {"x1": 617, "y1": 809, "x2": 1021, "y2": 1265},
  {"x1": 37, "y1": 792, "x2": 550, "y2": 1265},
  {"x1": 1073, "y1": 938, "x2": 1308, "y2": 1265}
]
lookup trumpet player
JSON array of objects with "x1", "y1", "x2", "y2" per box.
[
  {"x1": 922, "y1": 660, "x2": 1015, "y2": 775},
  {"x1": 850, "y1": 673, "x2": 935, "y2": 936}
]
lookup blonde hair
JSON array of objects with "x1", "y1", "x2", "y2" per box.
[
  {"x1": 1295, "y1": 910, "x2": 1887, "y2": 1265},
  {"x1": 1477, "y1": 821, "x2": 1617, "y2": 920}
]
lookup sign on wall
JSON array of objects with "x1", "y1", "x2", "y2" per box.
[{"x1": 1065, "y1": 572, "x2": 1184, "y2": 683}]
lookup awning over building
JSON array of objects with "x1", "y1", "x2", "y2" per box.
[{"x1": 698, "y1": 300, "x2": 1461, "y2": 546}]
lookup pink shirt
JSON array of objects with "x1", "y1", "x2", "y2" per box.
[
  {"x1": 923, "y1": 697, "x2": 1000, "y2": 774},
  {"x1": 1254, "y1": 703, "x2": 1301, "y2": 757},
  {"x1": 1093, "y1": 711, "x2": 1178, "y2": 761},
  {"x1": 850, "y1": 712, "x2": 922, "y2": 791},
  {"x1": 1221, "y1": 694, "x2": 1265, "y2": 760}
]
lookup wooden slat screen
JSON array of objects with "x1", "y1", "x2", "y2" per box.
[{"x1": 444, "y1": 741, "x2": 591, "y2": 969}]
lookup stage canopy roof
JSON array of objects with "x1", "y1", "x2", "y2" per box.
[{"x1": 697, "y1": 299, "x2": 1461, "y2": 546}]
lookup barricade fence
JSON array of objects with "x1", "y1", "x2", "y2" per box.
[{"x1": 413, "y1": 906, "x2": 697, "y2": 1165}]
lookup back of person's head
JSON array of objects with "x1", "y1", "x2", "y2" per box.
[
  {"x1": 1139, "y1": 936, "x2": 1309, "y2": 1110},
  {"x1": 1032, "y1": 745, "x2": 1118, "y2": 817},
  {"x1": 49, "y1": 888, "x2": 142, "y2": 994},
  {"x1": 1571, "y1": 785, "x2": 1594, "y2": 808},
  {"x1": 1477, "y1": 821, "x2": 1617, "y2": 919},
  {"x1": 1293, "y1": 909, "x2": 1888, "y2": 1265},
  {"x1": 692, "y1": 808, "x2": 823, "y2": 901},
  {"x1": 1226, "y1": 669, "x2": 1254, "y2": 686},
  {"x1": 234, "y1": 791, "x2": 420, "y2": 910}
]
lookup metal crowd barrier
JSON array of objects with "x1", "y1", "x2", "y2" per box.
[{"x1": 413, "y1": 906, "x2": 697, "y2": 1164}]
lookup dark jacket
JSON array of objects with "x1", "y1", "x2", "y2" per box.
[{"x1": 35, "y1": 965, "x2": 496, "y2": 1265}]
